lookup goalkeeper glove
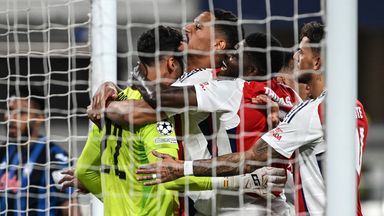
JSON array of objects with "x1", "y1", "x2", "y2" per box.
[{"x1": 213, "y1": 167, "x2": 287, "y2": 199}]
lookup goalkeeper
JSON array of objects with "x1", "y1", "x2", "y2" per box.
[{"x1": 73, "y1": 26, "x2": 186, "y2": 216}]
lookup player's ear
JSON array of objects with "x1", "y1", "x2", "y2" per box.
[
  {"x1": 245, "y1": 65, "x2": 258, "y2": 77},
  {"x1": 166, "y1": 56, "x2": 176, "y2": 73}
]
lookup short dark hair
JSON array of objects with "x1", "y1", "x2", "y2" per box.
[
  {"x1": 245, "y1": 32, "x2": 284, "y2": 76},
  {"x1": 137, "y1": 25, "x2": 183, "y2": 67},
  {"x1": 300, "y1": 21, "x2": 325, "y2": 54},
  {"x1": 10, "y1": 85, "x2": 45, "y2": 110},
  {"x1": 213, "y1": 9, "x2": 244, "y2": 50}
]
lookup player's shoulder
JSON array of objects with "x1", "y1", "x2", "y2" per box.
[
  {"x1": 140, "y1": 118, "x2": 178, "y2": 147},
  {"x1": 355, "y1": 99, "x2": 366, "y2": 110},
  {"x1": 47, "y1": 142, "x2": 69, "y2": 163},
  {"x1": 177, "y1": 68, "x2": 212, "y2": 84},
  {"x1": 243, "y1": 80, "x2": 265, "y2": 90},
  {"x1": 274, "y1": 80, "x2": 302, "y2": 104},
  {"x1": 140, "y1": 118, "x2": 175, "y2": 136},
  {"x1": 355, "y1": 99, "x2": 368, "y2": 124},
  {"x1": 283, "y1": 95, "x2": 324, "y2": 124}
]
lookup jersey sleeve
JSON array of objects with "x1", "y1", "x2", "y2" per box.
[
  {"x1": 75, "y1": 124, "x2": 103, "y2": 196},
  {"x1": 261, "y1": 100, "x2": 324, "y2": 158},
  {"x1": 48, "y1": 143, "x2": 72, "y2": 206},
  {"x1": 194, "y1": 79, "x2": 244, "y2": 113},
  {"x1": 162, "y1": 176, "x2": 213, "y2": 191}
]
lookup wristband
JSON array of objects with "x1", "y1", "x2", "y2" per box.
[
  {"x1": 211, "y1": 177, "x2": 228, "y2": 189},
  {"x1": 183, "y1": 161, "x2": 194, "y2": 176}
]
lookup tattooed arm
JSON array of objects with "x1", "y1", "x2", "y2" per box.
[
  {"x1": 136, "y1": 138, "x2": 285, "y2": 184},
  {"x1": 192, "y1": 138, "x2": 283, "y2": 176}
]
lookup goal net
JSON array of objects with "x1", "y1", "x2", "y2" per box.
[
  {"x1": 0, "y1": 0, "x2": 91, "y2": 215},
  {"x1": 0, "y1": 0, "x2": 361, "y2": 215}
]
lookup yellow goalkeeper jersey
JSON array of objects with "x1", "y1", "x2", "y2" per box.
[
  {"x1": 76, "y1": 87, "x2": 214, "y2": 216},
  {"x1": 100, "y1": 87, "x2": 179, "y2": 216}
]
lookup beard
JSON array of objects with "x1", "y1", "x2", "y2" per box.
[{"x1": 7, "y1": 126, "x2": 30, "y2": 144}]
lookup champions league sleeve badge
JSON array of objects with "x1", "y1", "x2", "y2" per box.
[{"x1": 156, "y1": 121, "x2": 173, "y2": 136}]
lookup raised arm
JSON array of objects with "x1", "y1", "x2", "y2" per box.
[
  {"x1": 87, "y1": 81, "x2": 121, "y2": 127},
  {"x1": 130, "y1": 64, "x2": 198, "y2": 109},
  {"x1": 105, "y1": 99, "x2": 165, "y2": 126},
  {"x1": 134, "y1": 84, "x2": 197, "y2": 110}
]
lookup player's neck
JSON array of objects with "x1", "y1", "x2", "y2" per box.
[{"x1": 186, "y1": 55, "x2": 215, "y2": 72}]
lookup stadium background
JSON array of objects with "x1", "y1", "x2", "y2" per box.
[{"x1": 0, "y1": 0, "x2": 383, "y2": 214}]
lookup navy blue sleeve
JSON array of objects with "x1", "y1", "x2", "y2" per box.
[{"x1": 48, "y1": 143, "x2": 73, "y2": 209}]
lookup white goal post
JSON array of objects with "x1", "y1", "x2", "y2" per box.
[{"x1": 326, "y1": 0, "x2": 358, "y2": 215}]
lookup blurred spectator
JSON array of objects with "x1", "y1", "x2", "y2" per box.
[{"x1": 0, "y1": 86, "x2": 80, "y2": 216}]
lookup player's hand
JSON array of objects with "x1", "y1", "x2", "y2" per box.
[
  {"x1": 136, "y1": 151, "x2": 184, "y2": 185},
  {"x1": 225, "y1": 167, "x2": 286, "y2": 199},
  {"x1": 87, "y1": 81, "x2": 120, "y2": 127},
  {"x1": 58, "y1": 169, "x2": 89, "y2": 194},
  {"x1": 252, "y1": 94, "x2": 280, "y2": 128}
]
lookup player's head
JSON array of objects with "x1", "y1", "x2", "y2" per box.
[
  {"x1": 5, "y1": 86, "x2": 45, "y2": 142},
  {"x1": 275, "y1": 52, "x2": 311, "y2": 101},
  {"x1": 220, "y1": 32, "x2": 284, "y2": 79},
  {"x1": 294, "y1": 21, "x2": 325, "y2": 99},
  {"x1": 137, "y1": 25, "x2": 184, "y2": 85},
  {"x1": 276, "y1": 52, "x2": 296, "y2": 86},
  {"x1": 183, "y1": 8, "x2": 243, "y2": 69},
  {"x1": 294, "y1": 21, "x2": 324, "y2": 72}
]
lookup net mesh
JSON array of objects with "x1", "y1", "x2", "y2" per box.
[
  {"x1": 0, "y1": 0, "x2": 91, "y2": 215},
  {"x1": 2, "y1": 0, "x2": 362, "y2": 215}
]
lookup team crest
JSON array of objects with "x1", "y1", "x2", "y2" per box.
[{"x1": 156, "y1": 121, "x2": 173, "y2": 135}]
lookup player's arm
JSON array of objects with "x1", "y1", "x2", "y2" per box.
[
  {"x1": 105, "y1": 99, "x2": 167, "y2": 126},
  {"x1": 48, "y1": 145, "x2": 82, "y2": 215},
  {"x1": 87, "y1": 81, "x2": 122, "y2": 127},
  {"x1": 137, "y1": 101, "x2": 322, "y2": 184},
  {"x1": 137, "y1": 139, "x2": 284, "y2": 184},
  {"x1": 134, "y1": 73, "x2": 243, "y2": 116},
  {"x1": 130, "y1": 64, "x2": 198, "y2": 110},
  {"x1": 163, "y1": 168, "x2": 287, "y2": 200},
  {"x1": 132, "y1": 83, "x2": 197, "y2": 110},
  {"x1": 74, "y1": 124, "x2": 103, "y2": 197}
]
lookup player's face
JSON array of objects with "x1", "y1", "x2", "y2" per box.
[
  {"x1": 219, "y1": 52, "x2": 240, "y2": 78},
  {"x1": 4, "y1": 98, "x2": 42, "y2": 141},
  {"x1": 219, "y1": 41, "x2": 259, "y2": 78},
  {"x1": 294, "y1": 36, "x2": 324, "y2": 98},
  {"x1": 183, "y1": 12, "x2": 214, "y2": 53},
  {"x1": 294, "y1": 36, "x2": 320, "y2": 72}
]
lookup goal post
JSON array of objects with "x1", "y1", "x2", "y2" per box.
[
  {"x1": 91, "y1": 0, "x2": 117, "y2": 94},
  {"x1": 326, "y1": 0, "x2": 358, "y2": 215},
  {"x1": 90, "y1": 0, "x2": 117, "y2": 215}
]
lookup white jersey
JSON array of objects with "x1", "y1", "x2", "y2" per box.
[
  {"x1": 171, "y1": 68, "x2": 241, "y2": 211},
  {"x1": 171, "y1": 68, "x2": 240, "y2": 159},
  {"x1": 171, "y1": 68, "x2": 214, "y2": 161},
  {"x1": 193, "y1": 78, "x2": 292, "y2": 215},
  {"x1": 262, "y1": 92, "x2": 326, "y2": 215},
  {"x1": 194, "y1": 78, "x2": 244, "y2": 130}
]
